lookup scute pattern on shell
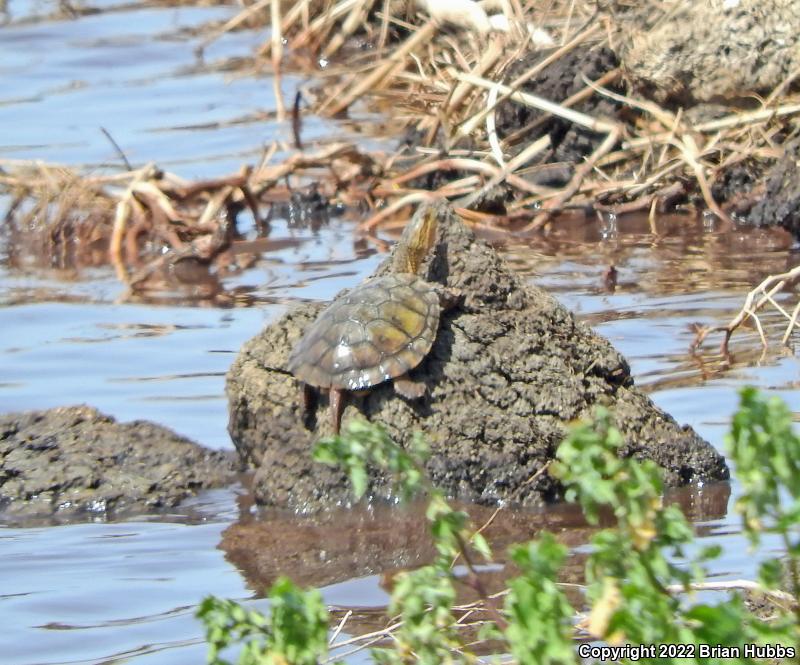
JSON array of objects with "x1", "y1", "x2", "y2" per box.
[{"x1": 288, "y1": 272, "x2": 440, "y2": 391}]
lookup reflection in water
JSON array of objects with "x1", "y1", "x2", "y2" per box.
[
  {"x1": 222, "y1": 483, "x2": 732, "y2": 594},
  {"x1": 2, "y1": 209, "x2": 796, "y2": 664},
  {"x1": 495, "y1": 213, "x2": 800, "y2": 392},
  {"x1": 501, "y1": 212, "x2": 795, "y2": 296}
]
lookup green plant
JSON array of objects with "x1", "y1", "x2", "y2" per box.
[
  {"x1": 728, "y1": 387, "x2": 800, "y2": 634},
  {"x1": 504, "y1": 534, "x2": 575, "y2": 665},
  {"x1": 198, "y1": 577, "x2": 337, "y2": 665},
  {"x1": 552, "y1": 408, "x2": 781, "y2": 663},
  {"x1": 198, "y1": 389, "x2": 800, "y2": 664}
]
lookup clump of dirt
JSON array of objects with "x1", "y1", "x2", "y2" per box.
[
  {"x1": 746, "y1": 137, "x2": 800, "y2": 237},
  {"x1": 495, "y1": 45, "x2": 625, "y2": 175},
  {"x1": 621, "y1": 0, "x2": 800, "y2": 106},
  {"x1": 0, "y1": 405, "x2": 238, "y2": 521},
  {"x1": 226, "y1": 202, "x2": 728, "y2": 512},
  {"x1": 712, "y1": 160, "x2": 764, "y2": 208}
]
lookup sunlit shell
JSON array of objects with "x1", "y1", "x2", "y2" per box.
[{"x1": 288, "y1": 272, "x2": 440, "y2": 390}]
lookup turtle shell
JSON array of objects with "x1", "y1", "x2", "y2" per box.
[{"x1": 288, "y1": 272, "x2": 441, "y2": 391}]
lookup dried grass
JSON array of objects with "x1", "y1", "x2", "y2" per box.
[
  {"x1": 0, "y1": 142, "x2": 383, "y2": 293},
  {"x1": 195, "y1": 0, "x2": 799, "y2": 232},
  {"x1": 318, "y1": 576, "x2": 795, "y2": 663},
  {"x1": 5, "y1": 0, "x2": 800, "y2": 298}
]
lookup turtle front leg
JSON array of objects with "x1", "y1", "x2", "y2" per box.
[
  {"x1": 300, "y1": 383, "x2": 318, "y2": 430},
  {"x1": 393, "y1": 374, "x2": 427, "y2": 400},
  {"x1": 330, "y1": 387, "x2": 345, "y2": 434}
]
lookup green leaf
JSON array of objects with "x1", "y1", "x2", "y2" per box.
[
  {"x1": 349, "y1": 464, "x2": 368, "y2": 500},
  {"x1": 505, "y1": 535, "x2": 575, "y2": 665},
  {"x1": 471, "y1": 532, "x2": 492, "y2": 561}
]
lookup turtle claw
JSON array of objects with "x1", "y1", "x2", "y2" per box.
[
  {"x1": 393, "y1": 375, "x2": 427, "y2": 400},
  {"x1": 435, "y1": 285, "x2": 464, "y2": 311}
]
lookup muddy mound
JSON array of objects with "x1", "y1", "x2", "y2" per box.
[
  {"x1": 747, "y1": 137, "x2": 800, "y2": 237},
  {"x1": 621, "y1": 0, "x2": 800, "y2": 105},
  {"x1": 0, "y1": 405, "x2": 238, "y2": 521},
  {"x1": 227, "y1": 202, "x2": 728, "y2": 512},
  {"x1": 495, "y1": 45, "x2": 623, "y2": 175}
]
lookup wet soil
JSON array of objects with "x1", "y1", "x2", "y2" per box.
[
  {"x1": 224, "y1": 501, "x2": 594, "y2": 602},
  {"x1": 746, "y1": 137, "x2": 800, "y2": 237},
  {"x1": 495, "y1": 45, "x2": 624, "y2": 181},
  {"x1": 0, "y1": 405, "x2": 238, "y2": 520},
  {"x1": 227, "y1": 202, "x2": 728, "y2": 512}
]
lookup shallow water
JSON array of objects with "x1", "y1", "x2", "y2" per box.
[{"x1": 2, "y1": 2, "x2": 800, "y2": 663}]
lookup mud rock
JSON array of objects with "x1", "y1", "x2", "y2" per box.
[
  {"x1": 747, "y1": 137, "x2": 800, "y2": 237},
  {"x1": 496, "y1": 45, "x2": 623, "y2": 175},
  {"x1": 621, "y1": 0, "x2": 800, "y2": 105},
  {"x1": 227, "y1": 202, "x2": 728, "y2": 512},
  {"x1": 0, "y1": 405, "x2": 237, "y2": 520}
]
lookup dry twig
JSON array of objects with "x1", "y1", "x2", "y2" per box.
[{"x1": 692, "y1": 265, "x2": 800, "y2": 355}]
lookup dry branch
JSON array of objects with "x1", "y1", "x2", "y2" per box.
[
  {"x1": 8, "y1": 0, "x2": 800, "y2": 278},
  {"x1": 692, "y1": 265, "x2": 800, "y2": 355},
  {"x1": 0, "y1": 142, "x2": 385, "y2": 293},
  {"x1": 282, "y1": 0, "x2": 800, "y2": 234}
]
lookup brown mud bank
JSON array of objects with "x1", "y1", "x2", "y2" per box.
[
  {"x1": 0, "y1": 405, "x2": 238, "y2": 521},
  {"x1": 226, "y1": 203, "x2": 728, "y2": 512}
]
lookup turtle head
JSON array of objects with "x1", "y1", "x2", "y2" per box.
[{"x1": 393, "y1": 207, "x2": 438, "y2": 274}]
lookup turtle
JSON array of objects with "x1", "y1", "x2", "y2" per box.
[{"x1": 287, "y1": 207, "x2": 455, "y2": 434}]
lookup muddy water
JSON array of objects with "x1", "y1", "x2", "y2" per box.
[{"x1": 2, "y1": 2, "x2": 800, "y2": 663}]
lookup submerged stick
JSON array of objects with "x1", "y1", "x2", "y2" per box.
[{"x1": 99, "y1": 127, "x2": 133, "y2": 171}]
